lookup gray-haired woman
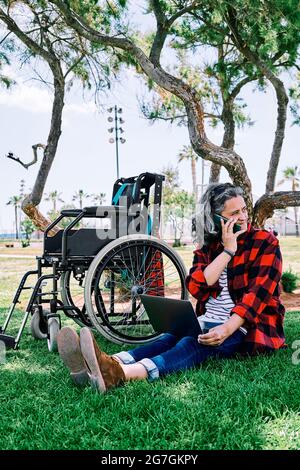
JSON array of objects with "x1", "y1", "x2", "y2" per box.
[{"x1": 57, "y1": 183, "x2": 286, "y2": 393}]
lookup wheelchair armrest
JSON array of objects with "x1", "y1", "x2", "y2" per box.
[
  {"x1": 60, "y1": 209, "x2": 82, "y2": 217},
  {"x1": 83, "y1": 206, "x2": 128, "y2": 217}
]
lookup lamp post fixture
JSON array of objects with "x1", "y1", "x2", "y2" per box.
[{"x1": 107, "y1": 105, "x2": 126, "y2": 179}]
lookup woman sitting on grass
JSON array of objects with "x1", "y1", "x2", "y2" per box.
[{"x1": 57, "y1": 183, "x2": 286, "y2": 393}]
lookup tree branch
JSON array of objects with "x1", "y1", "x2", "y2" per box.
[
  {"x1": 149, "y1": 0, "x2": 168, "y2": 65},
  {"x1": 6, "y1": 144, "x2": 45, "y2": 170},
  {"x1": 64, "y1": 53, "x2": 85, "y2": 79},
  {"x1": 49, "y1": 0, "x2": 253, "y2": 213},
  {"x1": 0, "y1": 30, "x2": 12, "y2": 45},
  {"x1": 229, "y1": 76, "x2": 257, "y2": 101},
  {"x1": 0, "y1": 7, "x2": 55, "y2": 65},
  {"x1": 253, "y1": 191, "x2": 300, "y2": 227},
  {"x1": 191, "y1": 12, "x2": 227, "y2": 36},
  {"x1": 167, "y1": 2, "x2": 199, "y2": 26}
]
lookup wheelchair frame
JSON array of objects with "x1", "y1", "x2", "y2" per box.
[{"x1": 0, "y1": 172, "x2": 188, "y2": 350}]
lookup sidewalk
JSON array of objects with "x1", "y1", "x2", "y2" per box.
[{"x1": 0, "y1": 254, "x2": 36, "y2": 259}]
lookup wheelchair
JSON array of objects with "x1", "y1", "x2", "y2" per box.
[{"x1": 0, "y1": 172, "x2": 188, "y2": 351}]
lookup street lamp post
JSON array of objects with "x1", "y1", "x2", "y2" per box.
[{"x1": 107, "y1": 105, "x2": 126, "y2": 179}]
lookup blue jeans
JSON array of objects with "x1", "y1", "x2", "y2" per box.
[{"x1": 114, "y1": 330, "x2": 245, "y2": 381}]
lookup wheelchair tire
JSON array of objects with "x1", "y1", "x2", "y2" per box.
[
  {"x1": 60, "y1": 271, "x2": 113, "y2": 341},
  {"x1": 84, "y1": 234, "x2": 188, "y2": 345},
  {"x1": 60, "y1": 270, "x2": 93, "y2": 328},
  {"x1": 30, "y1": 307, "x2": 48, "y2": 340},
  {"x1": 47, "y1": 317, "x2": 60, "y2": 352}
]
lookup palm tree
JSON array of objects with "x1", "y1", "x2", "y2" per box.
[
  {"x1": 44, "y1": 190, "x2": 64, "y2": 212},
  {"x1": 91, "y1": 192, "x2": 106, "y2": 205},
  {"x1": 162, "y1": 165, "x2": 180, "y2": 189},
  {"x1": 7, "y1": 195, "x2": 22, "y2": 239},
  {"x1": 277, "y1": 166, "x2": 300, "y2": 237},
  {"x1": 178, "y1": 145, "x2": 199, "y2": 202},
  {"x1": 72, "y1": 190, "x2": 90, "y2": 209}
]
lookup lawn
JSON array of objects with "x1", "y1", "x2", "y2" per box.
[{"x1": 0, "y1": 238, "x2": 300, "y2": 450}]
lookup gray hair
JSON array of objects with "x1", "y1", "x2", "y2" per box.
[{"x1": 195, "y1": 182, "x2": 244, "y2": 247}]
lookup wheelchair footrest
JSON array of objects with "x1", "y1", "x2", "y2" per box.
[{"x1": 0, "y1": 334, "x2": 16, "y2": 350}]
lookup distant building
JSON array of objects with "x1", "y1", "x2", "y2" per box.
[{"x1": 266, "y1": 210, "x2": 298, "y2": 236}]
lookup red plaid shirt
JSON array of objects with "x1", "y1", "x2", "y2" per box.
[{"x1": 186, "y1": 224, "x2": 286, "y2": 355}]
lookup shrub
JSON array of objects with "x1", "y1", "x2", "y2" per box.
[{"x1": 281, "y1": 268, "x2": 299, "y2": 293}]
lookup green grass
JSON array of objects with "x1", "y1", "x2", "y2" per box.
[
  {"x1": 1, "y1": 309, "x2": 300, "y2": 450},
  {"x1": 1, "y1": 239, "x2": 300, "y2": 450}
]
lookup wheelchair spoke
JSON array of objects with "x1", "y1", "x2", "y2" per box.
[{"x1": 85, "y1": 237, "x2": 187, "y2": 342}]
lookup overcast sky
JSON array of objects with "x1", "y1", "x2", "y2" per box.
[{"x1": 0, "y1": 32, "x2": 298, "y2": 233}]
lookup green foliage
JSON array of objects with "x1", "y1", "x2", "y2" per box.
[
  {"x1": 139, "y1": 0, "x2": 300, "y2": 135},
  {"x1": 289, "y1": 74, "x2": 300, "y2": 126},
  {"x1": 163, "y1": 179, "x2": 195, "y2": 245},
  {"x1": 20, "y1": 218, "x2": 36, "y2": 246},
  {"x1": 48, "y1": 204, "x2": 81, "y2": 229},
  {"x1": 140, "y1": 52, "x2": 227, "y2": 128},
  {"x1": 0, "y1": 34, "x2": 15, "y2": 89},
  {"x1": 218, "y1": 0, "x2": 300, "y2": 66},
  {"x1": 277, "y1": 166, "x2": 300, "y2": 191},
  {"x1": 6, "y1": 195, "x2": 22, "y2": 208},
  {"x1": 281, "y1": 268, "x2": 299, "y2": 293},
  {"x1": 162, "y1": 164, "x2": 180, "y2": 201},
  {"x1": 69, "y1": 0, "x2": 128, "y2": 33},
  {"x1": 0, "y1": 1, "x2": 120, "y2": 104}
]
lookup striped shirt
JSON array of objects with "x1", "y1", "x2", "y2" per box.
[{"x1": 201, "y1": 268, "x2": 247, "y2": 334}]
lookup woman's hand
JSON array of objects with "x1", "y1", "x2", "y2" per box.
[
  {"x1": 198, "y1": 323, "x2": 232, "y2": 347},
  {"x1": 221, "y1": 217, "x2": 247, "y2": 253}
]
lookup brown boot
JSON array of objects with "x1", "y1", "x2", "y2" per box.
[{"x1": 79, "y1": 327, "x2": 125, "y2": 393}]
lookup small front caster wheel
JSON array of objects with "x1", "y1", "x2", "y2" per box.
[
  {"x1": 30, "y1": 307, "x2": 48, "y2": 340},
  {"x1": 47, "y1": 317, "x2": 60, "y2": 352}
]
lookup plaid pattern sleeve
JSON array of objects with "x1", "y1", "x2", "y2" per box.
[
  {"x1": 185, "y1": 245, "x2": 221, "y2": 306},
  {"x1": 230, "y1": 231, "x2": 286, "y2": 354},
  {"x1": 231, "y1": 235, "x2": 282, "y2": 324}
]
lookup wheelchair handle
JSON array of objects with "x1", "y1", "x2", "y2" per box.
[{"x1": 60, "y1": 209, "x2": 82, "y2": 217}]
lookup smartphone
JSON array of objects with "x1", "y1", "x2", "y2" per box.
[{"x1": 213, "y1": 213, "x2": 242, "y2": 234}]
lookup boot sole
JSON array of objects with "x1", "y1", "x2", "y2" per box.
[
  {"x1": 79, "y1": 327, "x2": 107, "y2": 393},
  {"x1": 57, "y1": 327, "x2": 89, "y2": 386}
]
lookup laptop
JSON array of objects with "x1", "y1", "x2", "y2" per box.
[{"x1": 140, "y1": 294, "x2": 202, "y2": 338}]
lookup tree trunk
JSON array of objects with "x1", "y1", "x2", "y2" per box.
[
  {"x1": 265, "y1": 82, "x2": 288, "y2": 193},
  {"x1": 209, "y1": 99, "x2": 235, "y2": 184},
  {"x1": 209, "y1": 162, "x2": 221, "y2": 183},
  {"x1": 22, "y1": 69, "x2": 65, "y2": 234},
  {"x1": 0, "y1": 7, "x2": 64, "y2": 234}
]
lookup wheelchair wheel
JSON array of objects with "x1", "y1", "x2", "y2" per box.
[
  {"x1": 60, "y1": 270, "x2": 93, "y2": 328},
  {"x1": 47, "y1": 317, "x2": 60, "y2": 352},
  {"x1": 60, "y1": 270, "x2": 118, "y2": 342},
  {"x1": 84, "y1": 234, "x2": 187, "y2": 345},
  {"x1": 30, "y1": 306, "x2": 48, "y2": 340}
]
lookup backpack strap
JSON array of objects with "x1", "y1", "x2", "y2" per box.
[{"x1": 112, "y1": 183, "x2": 129, "y2": 205}]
